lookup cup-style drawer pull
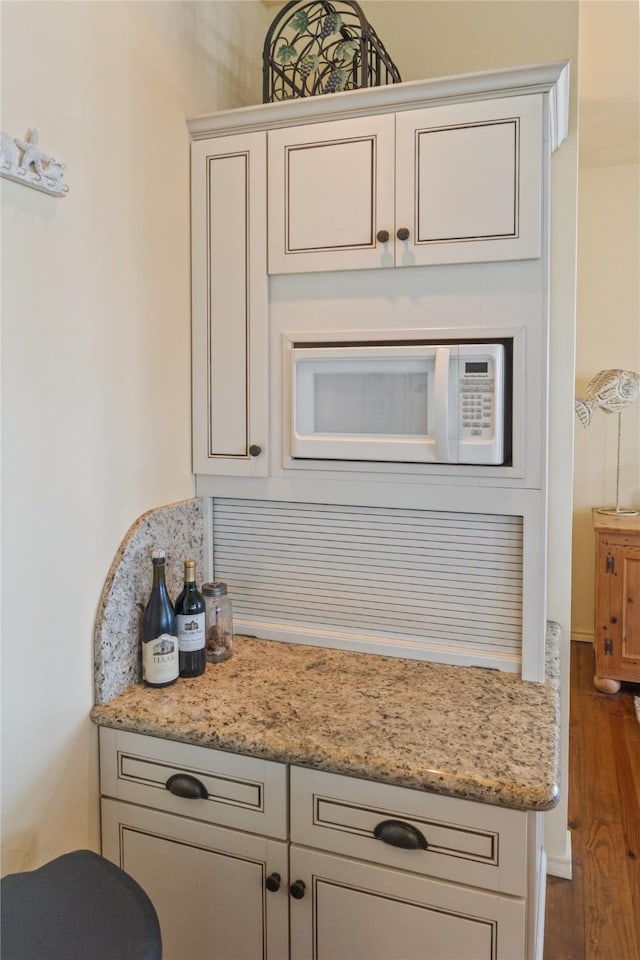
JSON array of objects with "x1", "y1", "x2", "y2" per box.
[
  {"x1": 165, "y1": 773, "x2": 208, "y2": 800},
  {"x1": 373, "y1": 819, "x2": 428, "y2": 850}
]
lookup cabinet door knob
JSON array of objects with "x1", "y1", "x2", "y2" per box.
[
  {"x1": 373, "y1": 819, "x2": 428, "y2": 850},
  {"x1": 165, "y1": 773, "x2": 208, "y2": 800},
  {"x1": 265, "y1": 872, "x2": 281, "y2": 892},
  {"x1": 289, "y1": 879, "x2": 306, "y2": 900},
  {"x1": 249, "y1": 444, "x2": 262, "y2": 457},
  {"x1": 376, "y1": 229, "x2": 390, "y2": 244},
  {"x1": 396, "y1": 227, "x2": 410, "y2": 241}
]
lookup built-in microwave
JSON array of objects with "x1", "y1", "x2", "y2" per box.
[{"x1": 289, "y1": 340, "x2": 509, "y2": 465}]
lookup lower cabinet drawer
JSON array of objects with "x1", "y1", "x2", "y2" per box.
[
  {"x1": 289, "y1": 845, "x2": 526, "y2": 960},
  {"x1": 290, "y1": 766, "x2": 529, "y2": 896},
  {"x1": 99, "y1": 728, "x2": 288, "y2": 839}
]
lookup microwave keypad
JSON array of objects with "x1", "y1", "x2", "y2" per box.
[{"x1": 461, "y1": 379, "x2": 494, "y2": 437}]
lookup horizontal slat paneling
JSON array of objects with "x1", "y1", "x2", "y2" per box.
[{"x1": 212, "y1": 499, "x2": 523, "y2": 665}]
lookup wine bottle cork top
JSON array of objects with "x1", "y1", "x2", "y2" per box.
[{"x1": 152, "y1": 548, "x2": 166, "y2": 561}]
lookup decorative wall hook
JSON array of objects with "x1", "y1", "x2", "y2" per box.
[{"x1": 1, "y1": 128, "x2": 69, "y2": 197}]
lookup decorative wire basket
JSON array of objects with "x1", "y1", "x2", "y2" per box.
[{"x1": 263, "y1": 0, "x2": 401, "y2": 103}]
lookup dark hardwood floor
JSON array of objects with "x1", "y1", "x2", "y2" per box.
[{"x1": 544, "y1": 641, "x2": 640, "y2": 960}]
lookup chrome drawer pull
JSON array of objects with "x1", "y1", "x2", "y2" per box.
[
  {"x1": 373, "y1": 819, "x2": 428, "y2": 850},
  {"x1": 165, "y1": 773, "x2": 208, "y2": 800}
]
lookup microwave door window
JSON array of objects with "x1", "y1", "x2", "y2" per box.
[
  {"x1": 314, "y1": 370, "x2": 429, "y2": 436},
  {"x1": 292, "y1": 356, "x2": 438, "y2": 462}
]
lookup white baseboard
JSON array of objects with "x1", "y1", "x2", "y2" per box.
[
  {"x1": 571, "y1": 629, "x2": 593, "y2": 644},
  {"x1": 545, "y1": 829, "x2": 573, "y2": 879}
]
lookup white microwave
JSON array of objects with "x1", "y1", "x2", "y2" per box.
[{"x1": 289, "y1": 341, "x2": 507, "y2": 465}]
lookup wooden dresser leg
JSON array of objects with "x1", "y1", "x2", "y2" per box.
[{"x1": 593, "y1": 675, "x2": 621, "y2": 694}]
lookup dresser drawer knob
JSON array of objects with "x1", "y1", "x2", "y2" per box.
[
  {"x1": 165, "y1": 773, "x2": 208, "y2": 800},
  {"x1": 373, "y1": 819, "x2": 428, "y2": 850},
  {"x1": 289, "y1": 879, "x2": 306, "y2": 900},
  {"x1": 265, "y1": 872, "x2": 281, "y2": 892},
  {"x1": 396, "y1": 227, "x2": 410, "y2": 241},
  {"x1": 376, "y1": 229, "x2": 390, "y2": 244}
]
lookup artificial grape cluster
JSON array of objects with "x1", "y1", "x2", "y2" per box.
[
  {"x1": 324, "y1": 67, "x2": 347, "y2": 92},
  {"x1": 320, "y1": 13, "x2": 339, "y2": 38},
  {"x1": 299, "y1": 54, "x2": 317, "y2": 77}
]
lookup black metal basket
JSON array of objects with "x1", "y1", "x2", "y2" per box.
[{"x1": 263, "y1": 0, "x2": 401, "y2": 103}]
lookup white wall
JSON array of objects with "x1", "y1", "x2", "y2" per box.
[
  {"x1": 0, "y1": 0, "x2": 268, "y2": 875},
  {"x1": 571, "y1": 0, "x2": 640, "y2": 640},
  {"x1": 572, "y1": 163, "x2": 640, "y2": 637},
  {"x1": 358, "y1": 0, "x2": 579, "y2": 875}
]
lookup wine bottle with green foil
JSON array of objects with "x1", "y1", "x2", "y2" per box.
[
  {"x1": 141, "y1": 549, "x2": 179, "y2": 687},
  {"x1": 174, "y1": 559, "x2": 206, "y2": 677}
]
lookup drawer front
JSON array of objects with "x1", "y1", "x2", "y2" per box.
[
  {"x1": 99, "y1": 728, "x2": 287, "y2": 839},
  {"x1": 290, "y1": 766, "x2": 529, "y2": 896}
]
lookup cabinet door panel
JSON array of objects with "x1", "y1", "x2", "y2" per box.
[
  {"x1": 290, "y1": 846, "x2": 525, "y2": 960},
  {"x1": 396, "y1": 95, "x2": 543, "y2": 266},
  {"x1": 268, "y1": 114, "x2": 395, "y2": 274},
  {"x1": 605, "y1": 542, "x2": 640, "y2": 681},
  {"x1": 192, "y1": 132, "x2": 268, "y2": 476},
  {"x1": 101, "y1": 799, "x2": 288, "y2": 960}
]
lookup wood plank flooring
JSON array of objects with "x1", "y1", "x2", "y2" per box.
[{"x1": 544, "y1": 641, "x2": 640, "y2": 959}]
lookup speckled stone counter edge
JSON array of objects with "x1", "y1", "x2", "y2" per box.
[{"x1": 94, "y1": 498, "x2": 205, "y2": 705}]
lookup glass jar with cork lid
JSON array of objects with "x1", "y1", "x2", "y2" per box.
[{"x1": 202, "y1": 582, "x2": 233, "y2": 662}]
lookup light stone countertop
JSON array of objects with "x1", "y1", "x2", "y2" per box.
[{"x1": 91, "y1": 625, "x2": 561, "y2": 812}]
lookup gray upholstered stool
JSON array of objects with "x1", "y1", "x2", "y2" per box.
[{"x1": 0, "y1": 849, "x2": 162, "y2": 960}]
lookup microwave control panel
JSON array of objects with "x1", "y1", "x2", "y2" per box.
[{"x1": 457, "y1": 345, "x2": 504, "y2": 464}]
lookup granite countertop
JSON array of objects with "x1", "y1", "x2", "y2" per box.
[{"x1": 91, "y1": 627, "x2": 561, "y2": 812}]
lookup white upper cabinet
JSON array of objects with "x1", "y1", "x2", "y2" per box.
[
  {"x1": 268, "y1": 114, "x2": 395, "y2": 273},
  {"x1": 395, "y1": 94, "x2": 543, "y2": 266},
  {"x1": 267, "y1": 94, "x2": 543, "y2": 274},
  {"x1": 191, "y1": 132, "x2": 268, "y2": 476}
]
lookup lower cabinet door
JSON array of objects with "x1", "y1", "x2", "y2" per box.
[
  {"x1": 101, "y1": 798, "x2": 288, "y2": 960},
  {"x1": 289, "y1": 846, "x2": 526, "y2": 960}
]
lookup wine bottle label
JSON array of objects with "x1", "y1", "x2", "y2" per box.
[
  {"x1": 142, "y1": 633, "x2": 179, "y2": 684},
  {"x1": 176, "y1": 613, "x2": 205, "y2": 652}
]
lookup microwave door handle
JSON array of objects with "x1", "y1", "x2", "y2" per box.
[{"x1": 434, "y1": 348, "x2": 451, "y2": 461}]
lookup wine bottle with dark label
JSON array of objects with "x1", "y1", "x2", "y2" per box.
[
  {"x1": 175, "y1": 559, "x2": 206, "y2": 677},
  {"x1": 141, "y1": 549, "x2": 179, "y2": 687}
]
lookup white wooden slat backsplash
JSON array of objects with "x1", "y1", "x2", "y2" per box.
[{"x1": 212, "y1": 499, "x2": 524, "y2": 671}]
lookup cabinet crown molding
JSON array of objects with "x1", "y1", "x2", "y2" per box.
[{"x1": 188, "y1": 60, "x2": 569, "y2": 151}]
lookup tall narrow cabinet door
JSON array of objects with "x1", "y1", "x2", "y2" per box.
[
  {"x1": 395, "y1": 94, "x2": 543, "y2": 266},
  {"x1": 192, "y1": 133, "x2": 268, "y2": 476},
  {"x1": 268, "y1": 114, "x2": 395, "y2": 274},
  {"x1": 101, "y1": 799, "x2": 288, "y2": 960}
]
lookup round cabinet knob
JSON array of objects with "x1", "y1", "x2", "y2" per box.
[
  {"x1": 376, "y1": 229, "x2": 390, "y2": 244},
  {"x1": 265, "y1": 873, "x2": 281, "y2": 892},
  {"x1": 396, "y1": 227, "x2": 410, "y2": 241},
  {"x1": 249, "y1": 444, "x2": 262, "y2": 457},
  {"x1": 289, "y1": 880, "x2": 306, "y2": 900}
]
